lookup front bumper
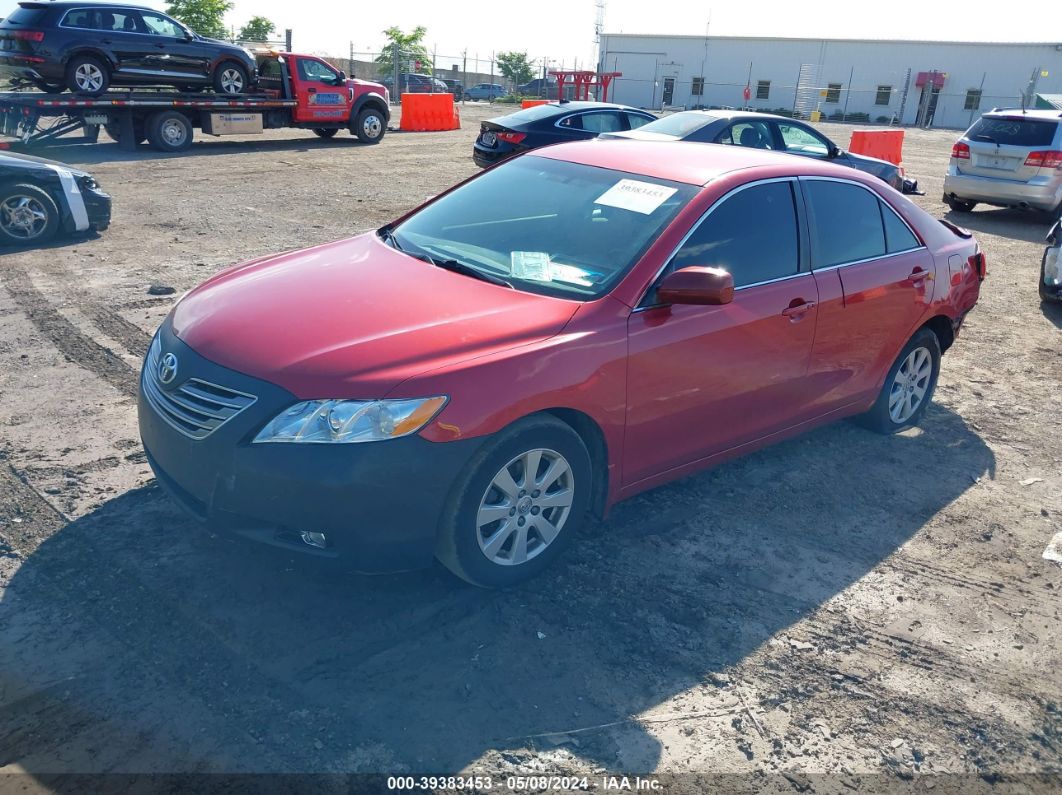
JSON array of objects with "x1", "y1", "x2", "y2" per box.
[
  {"x1": 138, "y1": 321, "x2": 483, "y2": 572},
  {"x1": 81, "y1": 187, "x2": 111, "y2": 232},
  {"x1": 944, "y1": 170, "x2": 1062, "y2": 212}
]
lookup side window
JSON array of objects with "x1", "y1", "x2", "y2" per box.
[
  {"x1": 625, "y1": 112, "x2": 652, "y2": 130},
  {"x1": 580, "y1": 112, "x2": 624, "y2": 133},
  {"x1": 880, "y1": 201, "x2": 920, "y2": 253},
  {"x1": 803, "y1": 180, "x2": 886, "y2": 267},
  {"x1": 716, "y1": 121, "x2": 774, "y2": 150},
  {"x1": 297, "y1": 59, "x2": 341, "y2": 84},
  {"x1": 63, "y1": 9, "x2": 100, "y2": 29},
  {"x1": 668, "y1": 182, "x2": 799, "y2": 289},
  {"x1": 778, "y1": 123, "x2": 831, "y2": 157},
  {"x1": 139, "y1": 11, "x2": 183, "y2": 37},
  {"x1": 557, "y1": 114, "x2": 583, "y2": 130}
]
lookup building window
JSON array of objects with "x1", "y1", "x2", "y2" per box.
[
  {"x1": 825, "y1": 83, "x2": 842, "y2": 103},
  {"x1": 875, "y1": 85, "x2": 892, "y2": 105},
  {"x1": 692, "y1": 77, "x2": 704, "y2": 96},
  {"x1": 964, "y1": 88, "x2": 982, "y2": 111},
  {"x1": 756, "y1": 80, "x2": 770, "y2": 100}
]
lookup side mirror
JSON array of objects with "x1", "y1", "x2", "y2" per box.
[
  {"x1": 827, "y1": 144, "x2": 841, "y2": 158},
  {"x1": 656, "y1": 266, "x2": 734, "y2": 306},
  {"x1": 338, "y1": 70, "x2": 347, "y2": 81}
]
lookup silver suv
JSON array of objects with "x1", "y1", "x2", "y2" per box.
[{"x1": 943, "y1": 109, "x2": 1062, "y2": 214}]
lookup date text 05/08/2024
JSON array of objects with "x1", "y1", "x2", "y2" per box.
[{"x1": 386, "y1": 775, "x2": 662, "y2": 791}]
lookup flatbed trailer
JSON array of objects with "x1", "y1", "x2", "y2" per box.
[{"x1": 0, "y1": 52, "x2": 390, "y2": 153}]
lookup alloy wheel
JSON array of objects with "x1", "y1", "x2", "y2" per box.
[
  {"x1": 0, "y1": 195, "x2": 49, "y2": 240},
  {"x1": 75, "y1": 63, "x2": 104, "y2": 93},
  {"x1": 362, "y1": 114, "x2": 383, "y2": 139},
  {"x1": 476, "y1": 448, "x2": 575, "y2": 566},
  {"x1": 220, "y1": 68, "x2": 244, "y2": 94},
  {"x1": 889, "y1": 346, "x2": 932, "y2": 424}
]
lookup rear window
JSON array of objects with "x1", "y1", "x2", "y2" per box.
[
  {"x1": 500, "y1": 104, "x2": 565, "y2": 124},
  {"x1": 967, "y1": 117, "x2": 1057, "y2": 147},
  {"x1": 3, "y1": 7, "x2": 48, "y2": 25},
  {"x1": 637, "y1": 112, "x2": 719, "y2": 138}
]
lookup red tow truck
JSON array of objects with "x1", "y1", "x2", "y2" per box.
[{"x1": 0, "y1": 52, "x2": 390, "y2": 153}]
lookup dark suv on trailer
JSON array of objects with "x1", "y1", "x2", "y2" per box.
[{"x1": 0, "y1": 1, "x2": 258, "y2": 96}]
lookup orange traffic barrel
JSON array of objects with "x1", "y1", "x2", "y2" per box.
[
  {"x1": 848, "y1": 129, "x2": 904, "y2": 166},
  {"x1": 400, "y1": 93, "x2": 459, "y2": 132},
  {"x1": 521, "y1": 99, "x2": 550, "y2": 109}
]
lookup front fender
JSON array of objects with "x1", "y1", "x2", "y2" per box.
[{"x1": 351, "y1": 93, "x2": 390, "y2": 122}]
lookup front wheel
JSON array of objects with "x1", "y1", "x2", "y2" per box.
[
  {"x1": 858, "y1": 328, "x2": 941, "y2": 434},
  {"x1": 0, "y1": 183, "x2": 60, "y2": 246},
  {"x1": 313, "y1": 128, "x2": 339, "y2": 139},
  {"x1": 945, "y1": 196, "x2": 977, "y2": 213},
  {"x1": 435, "y1": 415, "x2": 592, "y2": 587},
  {"x1": 213, "y1": 61, "x2": 248, "y2": 95},
  {"x1": 146, "y1": 110, "x2": 193, "y2": 152},
  {"x1": 353, "y1": 107, "x2": 385, "y2": 144}
]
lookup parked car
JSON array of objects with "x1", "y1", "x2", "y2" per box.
[
  {"x1": 603, "y1": 110, "x2": 905, "y2": 192},
  {"x1": 517, "y1": 77, "x2": 558, "y2": 98},
  {"x1": 0, "y1": 150, "x2": 110, "y2": 245},
  {"x1": 943, "y1": 109, "x2": 1062, "y2": 214},
  {"x1": 0, "y1": 1, "x2": 258, "y2": 96},
  {"x1": 1043, "y1": 217, "x2": 1061, "y2": 303},
  {"x1": 473, "y1": 101, "x2": 656, "y2": 168},
  {"x1": 464, "y1": 83, "x2": 506, "y2": 101},
  {"x1": 437, "y1": 78, "x2": 463, "y2": 97},
  {"x1": 379, "y1": 72, "x2": 448, "y2": 97},
  {"x1": 139, "y1": 141, "x2": 984, "y2": 587}
]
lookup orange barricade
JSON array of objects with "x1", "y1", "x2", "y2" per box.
[
  {"x1": 399, "y1": 93, "x2": 460, "y2": 132},
  {"x1": 848, "y1": 129, "x2": 904, "y2": 166},
  {"x1": 521, "y1": 99, "x2": 550, "y2": 109}
]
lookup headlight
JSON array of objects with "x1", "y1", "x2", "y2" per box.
[
  {"x1": 77, "y1": 174, "x2": 100, "y2": 191},
  {"x1": 253, "y1": 396, "x2": 448, "y2": 444}
]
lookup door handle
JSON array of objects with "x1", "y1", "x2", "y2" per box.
[
  {"x1": 781, "y1": 300, "x2": 816, "y2": 318},
  {"x1": 907, "y1": 267, "x2": 933, "y2": 284}
]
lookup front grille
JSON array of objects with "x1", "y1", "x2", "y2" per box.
[{"x1": 143, "y1": 335, "x2": 256, "y2": 440}]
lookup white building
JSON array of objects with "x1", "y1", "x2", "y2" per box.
[{"x1": 597, "y1": 33, "x2": 1062, "y2": 129}]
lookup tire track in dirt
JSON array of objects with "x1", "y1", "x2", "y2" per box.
[
  {"x1": 1, "y1": 266, "x2": 139, "y2": 399},
  {"x1": 79, "y1": 305, "x2": 150, "y2": 359}
]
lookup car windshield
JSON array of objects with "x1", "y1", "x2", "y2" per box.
[
  {"x1": 389, "y1": 156, "x2": 696, "y2": 299},
  {"x1": 636, "y1": 112, "x2": 720, "y2": 137},
  {"x1": 968, "y1": 117, "x2": 1057, "y2": 147}
]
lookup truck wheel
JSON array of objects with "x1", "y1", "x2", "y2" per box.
[
  {"x1": 104, "y1": 120, "x2": 147, "y2": 145},
  {"x1": 65, "y1": 55, "x2": 110, "y2": 96},
  {"x1": 213, "y1": 61, "x2": 248, "y2": 95},
  {"x1": 313, "y1": 128, "x2": 339, "y2": 139},
  {"x1": 0, "y1": 183, "x2": 60, "y2": 246},
  {"x1": 146, "y1": 111, "x2": 193, "y2": 153},
  {"x1": 354, "y1": 107, "x2": 385, "y2": 144}
]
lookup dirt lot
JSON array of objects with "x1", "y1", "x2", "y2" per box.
[{"x1": 0, "y1": 105, "x2": 1059, "y2": 791}]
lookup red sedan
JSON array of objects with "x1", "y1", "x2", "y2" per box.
[{"x1": 138, "y1": 141, "x2": 984, "y2": 587}]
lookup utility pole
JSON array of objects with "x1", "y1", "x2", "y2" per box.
[
  {"x1": 349, "y1": 41, "x2": 354, "y2": 78},
  {"x1": 392, "y1": 42, "x2": 400, "y2": 104},
  {"x1": 462, "y1": 50, "x2": 467, "y2": 102},
  {"x1": 841, "y1": 65, "x2": 854, "y2": 121}
]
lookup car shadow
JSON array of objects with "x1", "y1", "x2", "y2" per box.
[
  {"x1": 1041, "y1": 298, "x2": 1062, "y2": 328},
  {"x1": 0, "y1": 230, "x2": 105, "y2": 256},
  {"x1": 0, "y1": 405, "x2": 994, "y2": 776},
  {"x1": 945, "y1": 207, "x2": 1054, "y2": 244}
]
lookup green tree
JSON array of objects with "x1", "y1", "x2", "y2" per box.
[
  {"x1": 374, "y1": 26, "x2": 431, "y2": 78},
  {"x1": 497, "y1": 51, "x2": 534, "y2": 87},
  {"x1": 165, "y1": 0, "x2": 232, "y2": 39},
  {"x1": 238, "y1": 15, "x2": 275, "y2": 42}
]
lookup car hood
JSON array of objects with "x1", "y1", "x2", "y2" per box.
[
  {"x1": 0, "y1": 151, "x2": 90, "y2": 177},
  {"x1": 349, "y1": 78, "x2": 386, "y2": 93},
  {"x1": 171, "y1": 233, "x2": 581, "y2": 399},
  {"x1": 599, "y1": 130, "x2": 679, "y2": 142}
]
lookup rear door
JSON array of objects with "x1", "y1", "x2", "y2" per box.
[
  {"x1": 958, "y1": 115, "x2": 1059, "y2": 184},
  {"x1": 800, "y1": 177, "x2": 933, "y2": 413},
  {"x1": 290, "y1": 56, "x2": 354, "y2": 124}
]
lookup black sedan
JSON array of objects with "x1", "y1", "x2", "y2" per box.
[
  {"x1": 0, "y1": 1, "x2": 257, "y2": 96},
  {"x1": 473, "y1": 101, "x2": 656, "y2": 168},
  {"x1": 0, "y1": 151, "x2": 110, "y2": 246},
  {"x1": 604, "y1": 110, "x2": 905, "y2": 192}
]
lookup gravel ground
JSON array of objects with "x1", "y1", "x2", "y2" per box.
[{"x1": 0, "y1": 104, "x2": 1059, "y2": 792}]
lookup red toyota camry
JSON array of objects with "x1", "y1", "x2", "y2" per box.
[{"x1": 138, "y1": 141, "x2": 984, "y2": 587}]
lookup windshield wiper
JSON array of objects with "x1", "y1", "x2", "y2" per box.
[
  {"x1": 378, "y1": 225, "x2": 403, "y2": 250},
  {"x1": 432, "y1": 257, "x2": 514, "y2": 288}
]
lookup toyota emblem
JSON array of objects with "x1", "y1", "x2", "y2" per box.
[{"x1": 158, "y1": 352, "x2": 178, "y2": 385}]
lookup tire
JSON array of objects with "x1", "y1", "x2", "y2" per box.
[
  {"x1": 0, "y1": 183, "x2": 60, "y2": 246},
  {"x1": 212, "y1": 61, "x2": 248, "y2": 95},
  {"x1": 146, "y1": 110, "x2": 193, "y2": 153},
  {"x1": 313, "y1": 128, "x2": 339, "y2": 139},
  {"x1": 104, "y1": 119, "x2": 147, "y2": 145},
  {"x1": 65, "y1": 54, "x2": 110, "y2": 96},
  {"x1": 353, "y1": 107, "x2": 385, "y2": 144},
  {"x1": 858, "y1": 328, "x2": 941, "y2": 434},
  {"x1": 435, "y1": 415, "x2": 592, "y2": 588},
  {"x1": 945, "y1": 195, "x2": 977, "y2": 213},
  {"x1": 462, "y1": 93, "x2": 472, "y2": 101}
]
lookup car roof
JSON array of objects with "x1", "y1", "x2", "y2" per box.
[
  {"x1": 529, "y1": 139, "x2": 865, "y2": 187},
  {"x1": 981, "y1": 108, "x2": 1062, "y2": 122},
  {"x1": 20, "y1": 1, "x2": 155, "y2": 9},
  {"x1": 533, "y1": 101, "x2": 642, "y2": 112},
  {"x1": 667, "y1": 109, "x2": 790, "y2": 122}
]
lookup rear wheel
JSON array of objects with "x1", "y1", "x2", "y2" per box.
[
  {"x1": 353, "y1": 107, "x2": 385, "y2": 144},
  {"x1": 212, "y1": 61, "x2": 248, "y2": 95},
  {"x1": 312, "y1": 128, "x2": 339, "y2": 139},
  {"x1": 146, "y1": 110, "x2": 193, "y2": 152},
  {"x1": 0, "y1": 183, "x2": 60, "y2": 246},
  {"x1": 944, "y1": 196, "x2": 977, "y2": 213},
  {"x1": 435, "y1": 415, "x2": 591, "y2": 588},
  {"x1": 858, "y1": 328, "x2": 941, "y2": 434},
  {"x1": 65, "y1": 54, "x2": 110, "y2": 96}
]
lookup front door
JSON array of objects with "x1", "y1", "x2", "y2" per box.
[
  {"x1": 624, "y1": 179, "x2": 818, "y2": 485},
  {"x1": 137, "y1": 10, "x2": 209, "y2": 81},
  {"x1": 800, "y1": 177, "x2": 935, "y2": 413},
  {"x1": 291, "y1": 57, "x2": 354, "y2": 124},
  {"x1": 662, "y1": 77, "x2": 675, "y2": 106}
]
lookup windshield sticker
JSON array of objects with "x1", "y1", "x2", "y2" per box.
[
  {"x1": 511, "y1": 251, "x2": 552, "y2": 281},
  {"x1": 595, "y1": 179, "x2": 678, "y2": 215},
  {"x1": 549, "y1": 262, "x2": 597, "y2": 287}
]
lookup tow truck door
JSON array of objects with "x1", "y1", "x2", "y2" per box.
[{"x1": 289, "y1": 56, "x2": 354, "y2": 125}]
